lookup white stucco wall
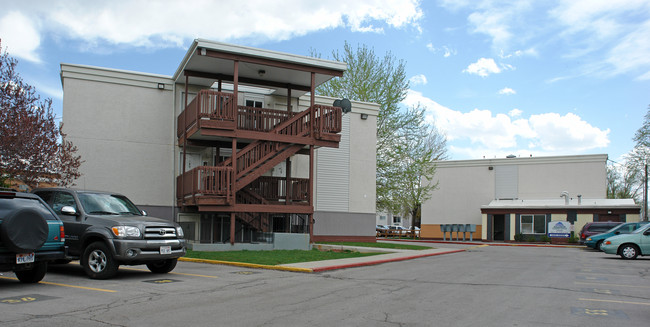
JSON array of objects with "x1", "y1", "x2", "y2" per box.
[
  {"x1": 422, "y1": 154, "x2": 608, "y2": 227},
  {"x1": 61, "y1": 64, "x2": 175, "y2": 207}
]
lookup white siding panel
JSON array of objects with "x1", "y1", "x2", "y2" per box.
[
  {"x1": 316, "y1": 115, "x2": 350, "y2": 212},
  {"x1": 495, "y1": 165, "x2": 518, "y2": 199}
]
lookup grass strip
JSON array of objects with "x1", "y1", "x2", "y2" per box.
[
  {"x1": 184, "y1": 249, "x2": 383, "y2": 266},
  {"x1": 320, "y1": 242, "x2": 431, "y2": 250}
]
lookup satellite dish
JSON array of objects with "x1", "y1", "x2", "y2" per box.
[
  {"x1": 340, "y1": 98, "x2": 352, "y2": 113},
  {"x1": 333, "y1": 98, "x2": 352, "y2": 113}
]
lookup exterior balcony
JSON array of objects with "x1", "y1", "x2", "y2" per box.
[
  {"x1": 177, "y1": 89, "x2": 342, "y2": 148},
  {"x1": 177, "y1": 166, "x2": 311, "y2": 213}
]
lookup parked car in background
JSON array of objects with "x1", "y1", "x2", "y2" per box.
[
  {"x1": 32, "y1": 188, "x2": 186, "y2": 279},
  {"x1": 0, "y1": 189, "x2": 66, "y2": 283},
  {"x1": 579, "y1": 221, "x2": 622, "y2": 244},
  {"x1": 585, "y1": 222, "x2": 650, "y2": 251},
  {"x1": 601, "y1": 223, "x2": 650, "y2": 259}
]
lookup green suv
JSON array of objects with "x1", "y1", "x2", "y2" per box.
[{"x1": 0, "y1": 189, "x2": 66, "y2": 283}]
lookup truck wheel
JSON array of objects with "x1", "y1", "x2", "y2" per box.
[
  {"x1": 15, "y1": 262, "x2": 48, "y2": 283},
  {"x1": 146, "y1": 259, "x2": 178, "y2": 274},
  {"x1": 0, "y1": 208, "x2": 48, "y2": 253},
  {"x1": 619, "y1": 244, "x2": 639, "y2": 260},
  {"x1": 81, "y1": 242, "x2": 119, "y2": 279}
]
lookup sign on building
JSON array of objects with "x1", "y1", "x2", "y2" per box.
[{"x1": 548, "y1": 221, "x2": 571, "y2": 238}]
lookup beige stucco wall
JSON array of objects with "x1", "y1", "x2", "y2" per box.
[
  {"x1": 422, "y1": 155, "x2": 608, "y2": 228},
  {"x1": 61, "y1": 65, "x2": 175, "y2": 206},
  {"x1": 424, "y1": 162, "x2": 496, "y2": 226}
]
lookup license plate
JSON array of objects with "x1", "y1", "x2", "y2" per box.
[
  {"x1": 16, "y1": 253, "x2": 35, "y2": 264},
  {"x1": 160, "y1": 246, "x2": 172, "y2": 255}
]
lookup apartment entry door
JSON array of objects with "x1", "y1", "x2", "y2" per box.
[{"x1": 493, "y1": 214, "x2": 505, "y2": 241}]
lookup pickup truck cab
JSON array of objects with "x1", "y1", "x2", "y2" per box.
[
  {"x1": 0, "y1": 189, "x2": 66, "y2": 283},
  {"x1": 32, "y1": 188, "x2": 186, "y2": 279}
]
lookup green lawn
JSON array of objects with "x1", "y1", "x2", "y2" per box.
[
  {"x1": 184, "y1": 249, "x2": 383, "y2": 266},
  {"x1": 319, "y1": 242, "x2": 431, "y2": 250}
]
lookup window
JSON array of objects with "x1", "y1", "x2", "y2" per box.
[
  {"x1": 393, "y1": 216, "x2": 401, "y2": 224},
  {"x1": 380, "y1": 215, "x2": 386, "y2": 221},
  {"x1": 521, "y1": 214, "x2": 546, "y2": 234},
  {"x1": 245, "y1": 99, "x2": 263, "y2": 108}
]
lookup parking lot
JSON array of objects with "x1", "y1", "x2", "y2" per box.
[{"x1": 1, "y1": 244, "x2": 649, "y2": 326}]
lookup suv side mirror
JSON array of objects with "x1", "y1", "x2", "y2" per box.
[
  {"x1": 61, "y1": 206, "x2": 77, "y2": 216},
  {"x1": 141, "y1": 210, "x2": 148, "y2": 216}
]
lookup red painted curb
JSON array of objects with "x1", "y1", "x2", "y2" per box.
[
  {"x1": 379, "y1": 239, "x2": 582, "y2": 248},
  {"x1": 311, "y1": 249, "x2": 466, "y2": 272}
]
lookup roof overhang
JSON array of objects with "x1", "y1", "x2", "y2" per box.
[{"x1": 172, "y1": 39, "x2": 346, "y2": 97}]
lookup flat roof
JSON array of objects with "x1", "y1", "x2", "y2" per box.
[
  {"x1": 482, "y1": 198, "x2": 639, "y2": 210},
  {"x1": 172, "y1": 39, "x2": 347, "y2": 97},
  {"x1": 435, "y1": 154, "x2": 608, "y2": 168}
]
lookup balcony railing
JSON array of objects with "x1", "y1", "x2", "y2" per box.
[
  {"x1": 176, "y1": 166, "x2": 233, "y2": 202},
  {"x1": 247, "y1": 176, "x2": 309, "y2": 202},
  {"x1": 177, "y1": 90, "x2": 342, "y2": 140},
  {"x1": 177, "y1": 90, "x2": 237, "y2": 137}
]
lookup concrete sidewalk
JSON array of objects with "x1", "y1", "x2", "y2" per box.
[
  {"x1": 178, "y1": 240, "x2": 583, "y2": 273},
  {"x1": 281, "y1": 246, "x2": 467, "y2": 272},
  {"x1": 179, "y1": 243, "x2": 470, "y2": 273}
]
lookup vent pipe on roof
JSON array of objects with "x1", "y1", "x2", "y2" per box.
[
  {"x1": 561, "y1": 191, "x2": 569, "y2": 205},
  {"x1": 578, "y1": 194, "x2": 582, "y2": 205}
]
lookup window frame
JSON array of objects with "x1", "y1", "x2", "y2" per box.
[{"x1": 520, "y1": 214, "x2": 547, "y2": 234}]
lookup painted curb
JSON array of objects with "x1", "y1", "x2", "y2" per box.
[
  {"x1": 380, "y1": 239, "x2": 584, "y2": 248},
  {"x1": 179, "y1": 257, "x2": 313, "y2": 273},
  {"x1": 311, "y1": 249, "x2": 466, "y2": 272}
]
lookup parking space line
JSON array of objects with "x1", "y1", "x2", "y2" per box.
[
  {"x1": 1, "y1": 276, "x2": 116, "y2": 293},
  {"x1": 120, "y1": 267, "x2": 219, "y2": 279},
  {"x1": 575, "y1": 281, "x2": 650, "y2": 289},
  {"x1": 579, "y1": 298, "x2": 650, "y2": 306}
]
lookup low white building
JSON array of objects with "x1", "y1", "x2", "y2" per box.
[{"x1": 421, "y1": 154, "x2": 640, "y2": 241}]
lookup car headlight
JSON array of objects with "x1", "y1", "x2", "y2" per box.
[
  {"x1": 176, "y1": 226, "x2": 184, "y2": 238},
  {"x1": 586, "y1": 238, "x2": 592, "y2": 241},
  {"x1": 112, "y1": 226, "x2": 141, "y2": 238}
]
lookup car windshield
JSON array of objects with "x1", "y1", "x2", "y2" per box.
[
  {"x1": 78, "y1": 193, "x2": 142, "y2": 216},
  {"x1": 604, "y1": 224, "x2": 626, "y2": 233},
  {"x1": 631, "y1": 223, "x2": 650, "y2": 234}
]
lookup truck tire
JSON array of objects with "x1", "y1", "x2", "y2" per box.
[
  {"x1": 0, "y1": 208, "x2": 48, "y2": 253},
  {"x1": 14, "y1": 262, "x2": 48, "y2": 283},
  {"x1": 146, "y1": 259, "x2": 178, "y2": 274},
  {"x1": 81, "y1": 242, "x2": 119, "y2": 279}
]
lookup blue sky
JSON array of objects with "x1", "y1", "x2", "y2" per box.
[{"x1": 2, "y1": 0, "x2": 649, "y2": 161}]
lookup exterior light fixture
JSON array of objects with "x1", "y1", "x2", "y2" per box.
[
  {"x1": 360, "y1": 113, "x2": 368, "y2": 120},
  {"x1": 157, "y1": 83, "x2": 165, "y2": 90}
]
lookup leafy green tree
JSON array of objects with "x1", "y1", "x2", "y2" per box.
[
  {"x1": 312, "y1": 42, "x2": 447, "y2": 225},
  {"x1": 0, "y1": 40, "x2": 82, "y2": 189}
]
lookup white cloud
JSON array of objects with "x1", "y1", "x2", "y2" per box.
[
  {"x1": 426, "y1": 43, "x2": 456, "y2": 57},
  {"x1": 509, "y1": 109, "x2": 522, "y2": 117},
  {"x1": 463, "y1": 58, "x2": 501, "y2": 77},
  {"x1": 403, "y1": 90, "x2": 610, "y2": 158},
  {"x1": 1, "y1": 0, "x2": 423, "y2": 57},
  {"x1": 409, "y1": 74, "x2": 427, "y2": 86},
  {"x1": 0, "y1": 11, "x2": 42, "y2": 63},
  {"x1": 498, "y1": 87, "x2": 516, "y2": 95}
]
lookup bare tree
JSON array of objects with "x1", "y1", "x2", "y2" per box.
[{"x1": 0, "y1": 40, "x2": 82, "y2": 189}]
